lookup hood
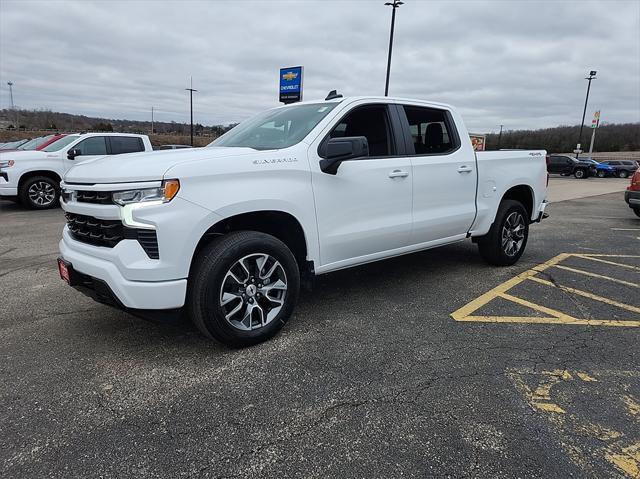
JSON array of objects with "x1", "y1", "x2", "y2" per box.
[
  {"x1": 63, "y1": 147, "x2": 260, "y2": 184},
  {"x1": 0, "y1": 149, "x2": 50, "y2": 161}
]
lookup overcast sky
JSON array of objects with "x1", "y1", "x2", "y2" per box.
[{"x1": 0, "y1": 0, "x2": 638, "y2": 132}]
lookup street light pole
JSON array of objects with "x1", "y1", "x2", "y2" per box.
[
  {"x1": 384, "y1": 0, "x2": 403, "y2": 97},
  {"x1": 151, "y1": 106, "x2": 154, "y2": 135},
  {"x1": 498, "y1": 124, "x2": 504, "y2": 149},
  {"x1": 576, "y1": 70, "x2": 597, "y2": 158},
  {"x1": 185, "y1": 77, "x2": 198, "y2": 146}
]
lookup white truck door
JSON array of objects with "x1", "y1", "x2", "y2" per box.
[
  {"x1": 64, "y1": 136, "x2": 108, "y2": 171},
  {"x1": 309, "y1": 103, "x2": 413, "y2": 268},
  {"x1": 398, "y1": 105, "x2": 477, "y2": 244}
]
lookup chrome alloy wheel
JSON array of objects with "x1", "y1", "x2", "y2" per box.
[
  {"x1": 501, "y1": 211, "x2": 526, "y2": 257},
  {"x1": 219, "y1": 253, "x2": 288, "y2": 331},
  {"x1": 28, "y1": 181, "x2": 56, "y2": 206}
]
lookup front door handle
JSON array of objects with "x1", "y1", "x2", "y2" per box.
[
  {"x1": 388, "y1": 169, "x2": 409, "y2": 178},
  {"x1": 457, "y1": 165, "x2": 473, "y2": 173}
]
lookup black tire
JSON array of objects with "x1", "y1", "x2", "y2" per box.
[
  {"x1": 574, "y1": 168, "x2": 587, "y2": 179},
  {"x1": 618, "y1": 170, "x2": 629, "y2": 179},
  {"x1": 596, "y1": 170, "x2": 606, "y2": 178},
  {"x1": 477, "y1": 200, "x2": 529, "y2": 266},
  {"x1": 18, "y1": 175, "x2": 60, "y2": 209},
  {"x1": 187, "y1": 231, "x2": 300, "y2": 347},
  {"x1": 633, "y1": 208, "x2": 640, "y2": 218}
]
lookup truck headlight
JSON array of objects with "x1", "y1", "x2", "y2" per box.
[
  {"x1": 0, "y1": 160, "x2": 15, "y2": 168},
  {"x1": 112, "y1": 179, "x2": 180, "y2": 206}
]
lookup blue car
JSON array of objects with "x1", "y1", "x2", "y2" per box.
[{"x1": 583, "y1": 159, "x2": 616, "y2": 178}]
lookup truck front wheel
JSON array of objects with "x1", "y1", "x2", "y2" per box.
[
  {"x1": 187, "y1": 231, "x2": 300, "y2": 347},
  {"x1": 477, "y1": 200, "x2": 529, "y2": 266},
  {"x1": 19, "y1": 175, "x2": 60, "y2": 209}
]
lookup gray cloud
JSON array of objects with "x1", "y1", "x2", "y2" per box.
[{"x1": 0, "y1": 0, "x2": 638, "y2": 132}]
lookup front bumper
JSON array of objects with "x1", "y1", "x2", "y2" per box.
[
  {"x1": 59, "y1": 236, "x2": 187, "y2": 309},
  {"x1": 625, "y1": 190, "x2": 640, "y2": 207}
]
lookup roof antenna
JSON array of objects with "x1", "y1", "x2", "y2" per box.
[{"x1": 325, "y1": 90, "x2": 343, "y2": 101}]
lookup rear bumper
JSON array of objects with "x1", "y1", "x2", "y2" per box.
[
  {"x1": 534, "y1": 200, "x2": 549, "y2": 223},
  {"x1": 625, "y1": 190, "x2": 640, "y2": 207}
]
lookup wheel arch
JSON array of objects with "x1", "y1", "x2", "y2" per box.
[
  {"x1": 190, "y1": 210, "x2": 312, "y2": 277},
  {"x1": 18, "y1": 169, "x2": 62, "y2": 191},
  {"x1": 500, "y1": 184, "x2": 534, "y2": 221}
]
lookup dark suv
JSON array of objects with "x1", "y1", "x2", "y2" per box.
[
  {"x1": 598, "y1": 160, "x2": 639, "y2": 179},
  {"x1": 546, "y1": 154, "x2": 596, "y2": 179}
]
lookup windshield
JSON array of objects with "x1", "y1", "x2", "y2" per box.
[
  {"x1": 18, "y1": 135, "x2": 54, "y2": 150},
  {"x1": 42, "y1": 135, "x2": 79, "y2": 152},
  {"x1": 211, "y1": 103, "x2": 339, "y2": 150}
]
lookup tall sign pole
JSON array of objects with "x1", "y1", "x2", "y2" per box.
[
  {"x1": 588, "y1": 110, "x2": 600, "y2": 155},
  {"x1": 185, "y1": 77, "x2": 198, "y2": 146}
]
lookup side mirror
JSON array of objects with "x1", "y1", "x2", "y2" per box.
[
  {"x1": 67, "y1": 148, "x2": 81, "y2": 160},
  {"x1": 319, "y1": 136, "x2": 369, "y2": 175}
]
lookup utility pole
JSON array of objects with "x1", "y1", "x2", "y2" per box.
[
  {"x1": 497, "y1": 124, "x2": 504, "y2": 149},
  {"x1": 576, "y1": 70, "x2": 597, "y2": 158},
  {"x1": 7, "y1": 81, "x2": 14, "y2": 109},
  {"x1": 384, "y1": 0, "x2": 404, "y2": 96},
  {"x1": 185, "y1": 77, "x2": 198, "y2": 146},
  {"x1": 151, "y1": 106, "x2": 154, "y2": 135}
]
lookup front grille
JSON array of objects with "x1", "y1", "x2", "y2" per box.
[
  {"x1": 75, "y1": 190, "x2": 113, "y2": 205},
  {"x1": 65, "y1": 212, "x2": 159, "y2": 259},
  {"x1": 66, "y1": 212, "x2": 124, "y2": 247}
]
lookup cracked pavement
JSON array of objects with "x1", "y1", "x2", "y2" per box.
[{"x1": 1, "y1": 189, "x2": 638, "y2": 478}]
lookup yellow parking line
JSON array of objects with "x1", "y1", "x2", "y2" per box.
[
  {"x1": 573, "y1": 254, "x2": 640, "y2": 271},
  {"x1": 578, "y1": 254, "x2": 640, "y2": 258},
  {"x1": 452, "y1": 253, "x2": 640, "y2": 327},
  {"x1": 451, "y1": 253, "x2": 570, "y2": 321},
  {"x1": 552, "y1": 264, "x2": 640, "y2": 288},
  {"x1": 527, "y1": 276, "x2": 640, "y2": 314},
  {"x1": 500, "y1": 292, "x2": 576, "y2": 320},
  {"x1": 457, "y1": 315, "x2": 640, "y2": 327}
]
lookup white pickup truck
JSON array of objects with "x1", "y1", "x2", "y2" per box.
[
  {"x1": 0, "y1": 133, "x2": 152, "y2": 209},
  {"x1": 57, "y1": 95, "x2": 548, "y2": 347}
]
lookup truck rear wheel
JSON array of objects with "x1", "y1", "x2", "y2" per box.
[
  {"x1": 633, "y1": 208, "x2": 640, "y2": 218},
  {"x1": 187, "y1": 231, "x2": 300, "y2": 347},
  {"x1": 477, "y1": 200, "x2": 529, "y2": 266}
]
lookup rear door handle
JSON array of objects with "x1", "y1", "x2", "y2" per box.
[
  {"x1": 388, "y1": 169, "x2": 409, "y2": 178},
  {"x1": 457, "y1": 165, "x2": 473, "y2": 173}
]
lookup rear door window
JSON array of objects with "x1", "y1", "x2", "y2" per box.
[
  {"x1": 109, "y1": 136, "x2": 144, "y2": 154},
  {"x1": 401, "y1": 106, "x2": 458, "y2": 155}
]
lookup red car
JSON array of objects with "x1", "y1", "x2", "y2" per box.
[
  {"x1": 34, "y1": 133, "x2": 67, "y2": 150},
  {"x1": 625, "y1": 168, "x2": 640, "y2": 218}
]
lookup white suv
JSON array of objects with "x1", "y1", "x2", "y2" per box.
[{"x1": 0, "y1": 133, "x2": 152, "y2": 209}]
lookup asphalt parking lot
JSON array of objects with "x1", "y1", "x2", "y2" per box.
[{"x1": 1, "y1": 177, "x2": 639, "y2": 478}]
